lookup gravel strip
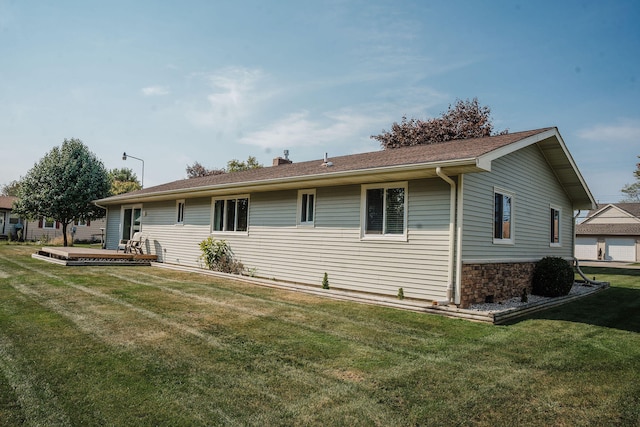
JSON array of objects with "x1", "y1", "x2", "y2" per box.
[{"x1": 468, "y1": 283, "x2": 600, "y2": 313}]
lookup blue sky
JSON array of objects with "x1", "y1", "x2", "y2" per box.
[{"x1": 1, "y1": 0, "x2": 639, "y2": 203}]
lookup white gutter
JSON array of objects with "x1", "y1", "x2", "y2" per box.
[{"x1": 436, "y1": 167, "x2": 456, "y2": 303}]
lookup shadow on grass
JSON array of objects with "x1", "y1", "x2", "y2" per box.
[{"x1": 508, "y1": 267, "x2": 640, "y2": 333}]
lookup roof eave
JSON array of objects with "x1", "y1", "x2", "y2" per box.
[{"x1": 95, "y1": 158, "x2": 481, "y2": 205}]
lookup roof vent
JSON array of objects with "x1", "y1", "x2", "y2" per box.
[{"x1": 321, "y1": 152, "x2": 333, "y2": 167}]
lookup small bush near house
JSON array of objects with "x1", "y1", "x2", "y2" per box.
[
  {"x1": 199, "y1": 237, "x2": 244, "y2": 274},
  {"x1": 532, "y1": 256, "x2": 574, "y2": 297}
]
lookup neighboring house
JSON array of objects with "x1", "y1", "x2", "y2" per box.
[
  {"x1": 0, "y1": 196, "x2": 24, "y2": 240},
  {"x1": 95, "y1": 127, "x2": 595, "y2": 308},
  {"x1": 575, "y1": 203, "x2": 640, "y2": 262},
  {"x1": 24, "y1": 217, "x2": 106, "y2": 244},
  {"x1": 0, "y1": 195, "x2": 105, "y2": 243}
]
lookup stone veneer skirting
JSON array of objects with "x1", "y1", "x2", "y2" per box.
[{"x1": 460, "y1": 262, "x2": 536, "y2": 308}]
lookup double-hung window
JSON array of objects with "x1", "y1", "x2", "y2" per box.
[
  {"x1": 298, "y1": 189, "x2": 315, "y2": 226},
  {"x1": 493, "y1": 189, "x2": 514, "y2": 244},
  {"x1": 176, "y1": 200, "x2": 185, "y2": 224},
  {"x1": 361, "y1": 182, "x2": 407, "y2": 239},
  {"x1": 212, "y1": 195, "x2": 249, "y2": 232},
  {"x1": 550, "y1": 205, "x2": 561, "y2": 246}
]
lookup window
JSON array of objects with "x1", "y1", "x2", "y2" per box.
[
  {"x1": 212, "y1": 196, "x2": 249, "y2": 232},
  {"x1": 75, "y1": 219, "x2": 89, "y2": 226},
  {"x1": 43, "y1": 218, "x2": 56, "y2": 229},
  {"x1": 550, "y1": 206, "x2": 561, "y2": 246},
  {"x1": 493, "y1": 190, "x2": 514, "y2": 243},
  {"x1": 361, "y1": 182, "x2": 407, "y2": 238},
  {"x1": 176, "y1": 200, "x2": 185, "y2": 224},
  {"x1": 298, "y1": 190, "x2": 315, "y2": 226}
]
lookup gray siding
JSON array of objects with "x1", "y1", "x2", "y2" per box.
[
  {"x1": 462, "y1": 144, "x2": 575, "y2": 261},
  {"x1": 217, "y1": 180, "x2": 451, "y2": 301},
  {"x1": 113, "y1": 179, "x2": 453, "y2": 302},
  {"x1": 105, "y1": 207, "x2": 121, "y2": 249},
  {"x1": 142, "y1": 198, "x2": 211, "y2": 264}
]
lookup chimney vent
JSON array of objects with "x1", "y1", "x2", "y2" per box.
[{"x1": 273, "y1": 150, "x2": 292, "y2": 166}]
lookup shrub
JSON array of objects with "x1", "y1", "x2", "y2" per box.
[
  {"x1": 199, "y1": 237, "x2": 244, "y2": 274},
  {"x1": 322, "y1": 272, "x2": 329, "y2": 289},
  {"x1": 531, "y1": 256, "x2": 574, "y2": 297}
]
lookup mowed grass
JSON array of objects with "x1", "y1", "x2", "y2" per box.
[{"x1": 0, "y1": 245, "x2": 638, "y2": 426}]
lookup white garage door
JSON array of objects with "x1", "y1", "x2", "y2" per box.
[
  {"x1": 606, "y1": 238, "x2": 636, "y2": 262},
  {"x1": 575, "y1": 237, "x2": 597, "y2": 260}
]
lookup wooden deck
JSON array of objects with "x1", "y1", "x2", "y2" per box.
[{"x1": 34, "y1": 247, "x2": 157, "y2": 266}]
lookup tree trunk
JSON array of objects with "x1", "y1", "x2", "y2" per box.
[{"x1": 62, "y1": 222, "x2": 68, "y2": 246}]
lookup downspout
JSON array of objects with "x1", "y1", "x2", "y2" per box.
[
  {"x1": 436, "y1": 167, "x2": 456, "y2": 303},
  {"x1": 454, "y1": 175, "x2": 464, "y2": 305}
]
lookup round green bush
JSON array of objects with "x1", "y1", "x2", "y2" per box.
[{"x1": 531, "y1": 256, "x2": 574, "y2": 297}]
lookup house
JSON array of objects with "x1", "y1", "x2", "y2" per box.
[
  {"x1": 0, "y1": 195, "x2": 105, "y2": 243},
  {"x1": 575, "y1": 203, "x2": 640, "y2": 262},
  {"x1": 95, "y1": 127, "x2": 595, "y2": 308},
  {"x1": 24, "y1": 217, "x2": 106, "y2": 244},
  {"x1": 0, "y1": 196, "x2": 23, "y2": 240}
]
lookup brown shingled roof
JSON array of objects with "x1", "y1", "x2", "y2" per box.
[
  {"x1": 99, "y1": 128, "x2": 553, "y2": 204},
  {"x1": 0, "y1": 196, "x2": 17, "y2": 210},
  {"x1": 576, "y1": 223, "x2": 640, "y2": 236}
]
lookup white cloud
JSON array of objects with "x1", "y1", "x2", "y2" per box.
[
  {"x1": 185, "y1": 67, "x2": 267, "y2": 129},
  {"x1": 239, "y1": 108, "x2": 385, "y2": 150},
  {"x1": 577, "y1": 119, "x2": 640, "y2": 142},
  {"x1": 141, "y1": 86, "x2": 170, "y2": 96}
]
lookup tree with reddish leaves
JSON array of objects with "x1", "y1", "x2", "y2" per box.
[{"x1": 372, "y1": 98, "x2": 508, "y2": 149}]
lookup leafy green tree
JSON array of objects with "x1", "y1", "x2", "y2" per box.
[
  {"x1": 372, "y1": 98, "x2": 508, "y2": 149},
  {"x1": 226, "y1": 156, "x2": 263, "y2": 172},
  {"x1": 621, "y1": 156, "x2": 640, "y2": 202},
  {"x1": 109, "y1": 167, "x2": 142, "y2": 195},
  {"x1": 1, "y1": 180, "x2": 21, "y2": 197},
  {"x1": 14, "y1": 138, "x2": 111, "y2": 246}
]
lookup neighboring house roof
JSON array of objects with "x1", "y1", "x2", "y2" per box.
[
  {"x1": 96, "y1": 127, "x2": 595, "y2": 209},
  {"x1": 576, "y1": 202, "x2": 640, "y2": 236},
  {"x1": 576, "y1": 223, "x2": 640, "y2": 236},
  {"x1": 585, "y1": 203, "x2": 640, "y2": 219},
  {"x1": 0, "y1": 196, "x2": 17, "y2": 210}
]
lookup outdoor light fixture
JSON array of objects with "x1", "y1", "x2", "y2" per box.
[{"x1": 122, "y1": 152, "x2": 145, "y2": 188}]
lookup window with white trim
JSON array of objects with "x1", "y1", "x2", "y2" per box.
[
  {"x1": 550, "y1": 205, "x2": 561, "y2": 246},
  {"x1": 298, "y1": 189, "x2": 315, "y2": 226},
  {"x1": 361, "y1": 182, "x2": 407, "y2": 238},
  {"x1": 212, "y1": 196, "x2": 249, "y2": 232},
  {"x1": 493, "y1": 189, "x2": 514, "y2": 243},
  {"x1": 43, "y1": 218, "x2": 56, "y2": 229},
  {"x1": 176, "y1": 200, "x2": 185, "y2": 224}
]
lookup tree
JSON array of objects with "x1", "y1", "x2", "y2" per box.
[
  {"x1": 226, "y1": 156, "x2": 263, "y2": 172},
  {"x1": 186, "y1": 161, "x2": 225, "y2": 179},
  {"x1": 371, "y1": 98, "x2": 508, "y2": 149},
  {"x1": 1, "y1": 180, "x2": 21, "y2": 197},
  {"x1": 620, "y1": 156, "x2": 640, "y2": 202},
  {"x1": 186, "y1": 156, "x2": 263, "y2": 178},
  {"x1": 108, "y1": 168, "x2": 142, "y2": 195},
  {"x1": 13, "y1": 138, "x2": 111, "y2": 246}
]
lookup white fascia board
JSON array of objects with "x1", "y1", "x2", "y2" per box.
[{"x1": 477, "y1": 128, "x2": 559, "y2": 168}]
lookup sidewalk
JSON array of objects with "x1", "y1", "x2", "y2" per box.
[{"x1": 579, "y1": 260, "x2": 640, "y2": 269}]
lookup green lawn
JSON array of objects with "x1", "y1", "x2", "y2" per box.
[{"x1": 0, "y1": 244, "x2": 638, "y2": 426}]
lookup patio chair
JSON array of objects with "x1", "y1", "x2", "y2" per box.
[{"x1": 118, "y1": 232, "x2": 144, "y2": 254}]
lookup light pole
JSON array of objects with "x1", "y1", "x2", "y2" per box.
[{"x1": 122, "y1": 152, "x2": 144, "y2": 188}]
